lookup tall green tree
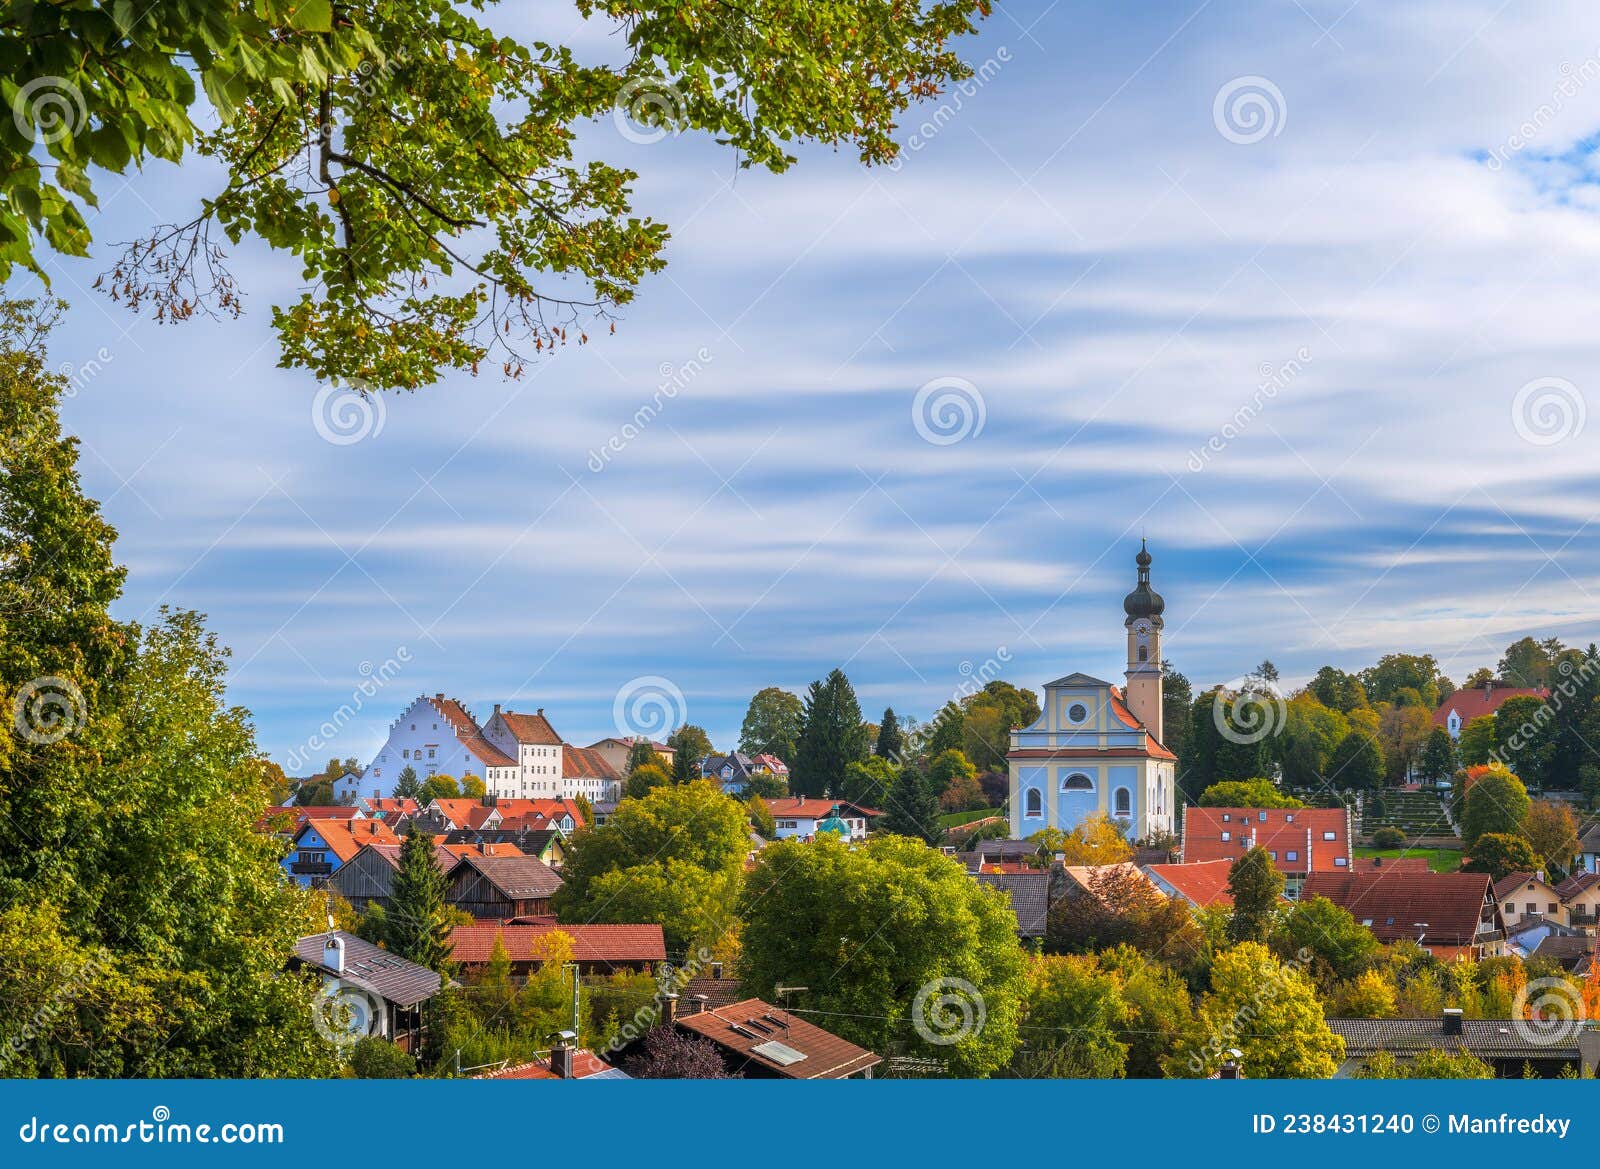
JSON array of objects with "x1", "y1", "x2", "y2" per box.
[
  {"x1": 625, "y1": 738, "x2": 663, "y2": 773},
  {"x1": 1327, "y1": 730, "x2": 1383, "y2": 790},
  {"x1": 1012, "y1": 955, "x2": 1130, "y2": 1078},
  {"x1": 1309, "y1": 666, "x2": 1368, "y2": 713},
  {"x1": 738, "y1": 687, "x2": 804, "y2": 763},
  {"x1": 388, "y1": 824, "x2": 453, "y2": 974},
  {"x1": 5, "y1": 1, "x2": 991, "y2": 388},
  {"x1": 1160, "y1": 662, "x2": 1192, "y2": 766},
  {"x1": 0, "y1": 299, "x2": 332, "y2": 1077},
  {"x1": 1457, "y1": 715, "x2": 1497, "y2": 766},
  {"x1": 1460, "y1": 767, "x2": 1531, "y2": 846},
  {"x1": 1184, "y1": 690, "x2": 1271, "y2": 798},
  {"x1": 740, "y1": 834, "x2": 1025, "y2": 1078},
  {"x1": 791, "y1": 669, "x2": 868, "y2": 797},
  {"x1": 877, "y1": 766, "x2": 943, "y2": 844},
  {"x1": 667, "y1": 724, "x2": 714, "y2": 785},
  {"x1": 391, "y1": 764, "x2": 420, "y2": 799},
  {"x1": 1226, "y1": 847, "x2": 1284, "y2": 945},
  {"x1": 1419, "y1": 727, "x2": 1455, "y2": 785},
  {"x1": 1498, "y1": 636, "x2": 1565, "y2": 689},
  {"x1": 875, "y1": 707, "x2": 905, "y2": 762},
  {"x1": 1360, "y1": 653, "x2": 1447, "y2": 708},
  {"x1": 960, "y1": 681, "x2": 1040, "y2": 773}
]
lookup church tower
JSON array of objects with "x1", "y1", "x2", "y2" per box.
[{"x1": 1123, "y1": 540, "x2": 1165, "y2": 743}]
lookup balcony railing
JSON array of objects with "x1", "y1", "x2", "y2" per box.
[{"x1": 290, "y1": 860, "x2": 333, "y2": 876}]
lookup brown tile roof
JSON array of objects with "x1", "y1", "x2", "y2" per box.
[
  {"x1": 292, "y1": 930, "x2": 442, "y2": 1006},
  {"x1": 1431, "y1": 686, "x2": 1546, "y2": 729},
  {"x1": 450, "y1": 923, "x2": 666, "y2": 965},
  {"x1": 1493, "y1": 871, "x2": 1558, "y2": 900},
  {"x1": 1302, "y1": 870, "x2": 1495, "y2": 948},
  {"x1": 1181, "y1": 806, "x2": 1349, "y2": 874},
  {"x1": 447, "y1": 854, "x2": 564, "y2": 901},
  {"x1": 674, "y1": 998, "x2": 880, "y2": 1079},
  {"x1": 1354, "y1": 855, "x2": 1432, "y2": 873},
  {"x1": 298, "y1": 817, "x2": 400, "y2": 863},
  {"x1": 1556, "y1": 871, "x2": 1600, "y2": 899},
  {"x1": 428, "y1": 696, "x2": 517, "y2": 767},
  {"x1": 562, "y1": 745, "x2": 620, "y2": 780},
  {"x1": 498, "y1": 710, "x2": 563, "y2": 745},
  {"x1": 681, "y1": 977, "x2": 745, "y2": 1012},
  {"x1": 1144, "y1": 859, "x2": 1237, "y2": 907}
]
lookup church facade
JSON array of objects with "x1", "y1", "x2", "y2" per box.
[{"x1": 1007, "y1": 542, "x2": 1177, "y2": 842}]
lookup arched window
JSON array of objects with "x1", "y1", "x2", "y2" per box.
[
  {"x1": 1113, "y1": 787, "x2": 1131, "y2": 816},
  {"x1": 1024, "y1": 788, "x2": 1043, "y2": 817},
  {"x1": 1061, "y1": 772, "x2": 1093, "y2": 791},
  {"x1": 1137, "y1": 645, "x2": 1148, "y2": 662}
]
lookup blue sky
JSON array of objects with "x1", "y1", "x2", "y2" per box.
[{"x1": 31, "y1": 0, "x2": 1600, "y2": 771}]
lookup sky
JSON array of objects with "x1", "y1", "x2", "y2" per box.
[{"x1": 29, "y1": 0, "x2": 1600, "y2": 773}]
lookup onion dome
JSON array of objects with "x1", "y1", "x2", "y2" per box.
[{"x1": 1122, "y1": 539, "x2": 1165, "y2": 619}]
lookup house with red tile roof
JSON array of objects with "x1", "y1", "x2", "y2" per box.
[
  {"x1": 1301, "y1": 870, "x2": 1505, "y2": 959},
  {"x1": 587, "y1": 736, "x2": 675, "y2": 776},
  {"x1": 476, "y1": 1040, "x2": 629, "y2": 1079},
  {"x1": 1142, "y1": 859, "x2": 1237, "y2": 908},
  {"x1": 1431, "y1": 682, "x2": 1546, "y2": 740},
  {"x1": 1181, "y1": 806, "x2": 1351, "y2": 896},
  {"x1": 281, "y1": 817, "x2": 400, "y2": 887},
  {"x1": 424, "y1": 798, "x2": 501, "y2": 832},
  {"x1": 762, "y1": 797, "x2": 878, "y2": 841},
  {"x1": 669, "y1": 997, "x2": 880, "y2": 1079},
  {"x1": 1008, "y1": 543, "x2": 1177, "y2": 843},
  {"x1": 450, "y1": 923, "x2": 666, "y2": 975}
]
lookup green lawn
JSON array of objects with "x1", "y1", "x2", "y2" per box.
[
  {"x1": 1352, "y1": 845, "x2": 1463, "y2": 873},
  {"x1": 938, "y1": 807, "x2": 1002, "y2": 829}
]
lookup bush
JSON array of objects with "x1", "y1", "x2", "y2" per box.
[
  {"x1": 1371, "y1": 826, "x2": 1406, "y2": 849},
  {"x1": 348, "y1": 1037, "x2": 415, "y2": 1079}
]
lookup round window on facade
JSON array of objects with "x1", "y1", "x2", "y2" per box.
[{"x1": 1067, "y1": 702, "x2": 1088, "y2": 724}]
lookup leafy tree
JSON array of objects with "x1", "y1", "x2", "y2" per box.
[
  {"x1": 1360, "y1": 653, "x2": 1446, "y2": 708},
  {"x1": 1272, "y1": 896, "x2": 1379, "y2": 985},
  {"x1": 461, "y1": 774, "x2": 486, "y2": 800},
  {"x1": 1184, "y1": 689, "x2": 1271, "y2": 797},
  {"x1": 1198, "y1": 778, "x2": 1303, "y2": 809},
  {"x1": 1419, "y1": 728, "x2": 1455, "y2": 785},
  {"x1": 10, "y1": 1, "x2": 991, "y2": 388},
  {"x1": 1460, "y1": 767, "x2": 1531, "y2": 846},
  {"x1": 1167, "y1": 943, "x2": 1343, "y2": 1079},
  {"x1": 1331, "y1": 969, "x2": 1399, "y2": 1019},
  {"x1": 667, "y1": 724, "x2": 714, "y2": 785},
  {"x1": 1352, "y1": 1048, "x2": 1492, "y2": 1079},
  {"x1": 1462, "y1": 833, "x2": 1541, "y2": 883},
  {"x1": 744, "y1": 770, "x2": 789, "y2": 799},
  {"x1": 391, "y1": 764, "x2": 420, "y2": 799},
  {"x1": 927, "y1": 747, "x2": 977, "y2": 798},
  {"x1": 624, "y1": 737, "x2": 663, "y2": 773},
  {"x1": 1011, "y1": 955, "x2": 1130, "y2": 1078},
  {"x1": 1370, "y1": 826, "x2": 1406, "y2": 849},
  {"x1": 0, "y1": 300, "x2": 332, "y2": 1077},
  {"x1": 348, "y1": 1037, "x2": 416, "y2": 1079},
  {"x1": 1097, "y1": 945, "x2": 1194, "y2": 1079},
  {"x1": 416, "y1": 774, "x2": 461, "y2": 805},
  {"x1": 740, "y1": 835, "x2": 1025, "y2": 1078},
  {"x1": 388, "y1": 824, "x2": 453, "y2": 974},
  {"x1": 1161, "y1": 662, "x2": 1193, "y2": 766},
  {"x1": 839, "y1": 755, "x2": 897, "y2": 807},
  {"x1": 738, "y1": 687, "x2": 804, "y2": 763},
  {"x1": 1377, "y1": 704, "x2": 1433, "y2": 782},
  {"x1": 746, "y1": 794, "x2": 776, "y2": 840},
  {"x1": 1226, "y1": 847, "x2": 1284, "y2": 945},
  {"x1": 1028, "y1": 815, "x2": 1135, "y2": 867},
  {"x1": 875, "y1": 707, "x2": 905, "y2": 762},
  {"x1": 1457, "y1": 715, "x2": 1497, "y2": 766},
  {"x1": 624, "y1": 1025, "x2": 734, "y2": 1079},
  {"x1": 1327, "y1": 730, "x2": 1383, "y2": 790},
  {"x1": 554, "y1": 781, "x2": 747, "y2": 952},
  {"x1": 877, "y1": 766, "x2": 942, "y2": 844},
  {"x1": 791, "y1": 669, "x2": 868, "y2": 797},
  {"x1": 960, "y1": 681, "x2": 1041, "y2": 773},
  {"x1": 1525, "y1": 800, "x2": 1579, "y2": 875},
  {"x1": 1044, "y1": 866, "x2": 1204, "y2": 972},
  {"x1": 1499, "y1": 636, "x2": 1565, "y2": 689},
  {"x1": 1309, "y1": 666, "x2": 1368, "y2": 713},
  {"x1": 625, "y1": 761, "x2": 673, "y2": 800},
  {"x1": 925, "y1": 701, "x2": 966, "y2": 759},
  {"x1": 1253, "y1": 659, "x2": 1280, "y2": 684},
  {"x1": 1464, "y1": 667, "x2": 1497, "y2": 689},
  {"x1": 1493, "y1": 695, "x2": 1557, "y2": 791}
]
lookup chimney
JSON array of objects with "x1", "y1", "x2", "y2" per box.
[
  {"x1": 493, "y1": 703, "x2": 501, "y2": 715},
  {"x1": 1442, "y1": 1007, "x2": 1464, "y2": 1036},
  {"x1": 691, "y1": 994, "x2": 709, "y2": 1015},
  {"x1": 323, "y1": 934, "x2": 345, "y2": 975},
  {"x1": 436, "y1": 692, "x2": 445, "y2": 700},
  {"x1": 1218, "y1": 1049, "x2": 1243, "y2": 1079},
  {"x1": 662, "y1": 992, "x2": 679, "y2": 1028},
  {"x1": 537, "y1": 707, "x2": 544, "y2": 716},
  {"x1": 1484, "y1": 680, "x2": 1492, "y2": 698},
  {"x1": 549, "y1": 1029, "x2": 577, "y2": 1079}
]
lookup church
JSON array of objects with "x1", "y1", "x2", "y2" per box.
[{"x1": 1007, "y1": 542, "x2": 1177, "y2": 842}]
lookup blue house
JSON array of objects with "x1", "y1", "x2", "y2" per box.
[{"x1": 281, "y1": 818, "x2": 398, "y2": 888}]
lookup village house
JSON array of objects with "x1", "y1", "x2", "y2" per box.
[
  {"x1": 444, "y1": 825, "x2": 567, "y2": 867},
  {"x1": 291, "y1": 929, "x2": 443, "y2": 1054},
  {"x1": 444, "y1": 854, "x2": 564, "y2": 919},
  {"x1": 587, "y1": 735, "x2": 675, "y2": 775},
  {"x1": 763, "y1": 797, "x2": 878, "y2": 841},
  {"x1": 1142, "y1": 858, "x2": 1237, "y2": 909},
  {"x1": 1558, "y1": 871, "x2": 1600, "y2": 932},
  {"x1": 1431, "y1": 682, "x2": 1547, "y2": 740},
  {"x1": 1494, "y1": 871, "x2": 1564, "y2": 931},
  {"x1": 281, "y1": 817, "x2": 399, "y2": 888},
  {"x1": 476, "y1": 1034, "x2": 630, "y2": 1080},
  {"x1": 449, "y1": 923, "x2": 666, "y2": 977},
  {"x1": 1180, "y1": 805, "x2": 1352, "y2": 897},
  {"x1": 1580, "y1": 821, "x2": 1600, "y2": 875},
  {"x1": 668, "y1": 996, "x2": 881, "y2": 1079},
  {"x1": 1328, "y1": 1008, "x2": 1600, "y2": 1078},
  {"x1": 1008, "y1": 543, "x2": 1177, "y2": 842},
  {"x1": 1301, "y1": 870, "x2": 1505, "y2": 959}
]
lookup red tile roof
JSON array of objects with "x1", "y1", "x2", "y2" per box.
[
  {"x1": 493, "y1": 798, "x2": 586, "y2": 825},
  {"x1": 428, "y1": 696, "x2": 517, "y2": 767},
  {"x1": 475, "y1": 1049, "x2": 619, "y2": 1079},
  {"x1": 429, "y1": 798, "x2": 498, "y2": 829},
  {"x1": 1181, "y1": 806, "x2": 1349, "y2": 874},
  {"x1": 674, "y1": 998, "x2": 880, "y2": 1079},
  {"x1": 562, "y1": 745, "x2": 620, "y2": 781},
  {"x1": 363, "y1": 797, "x2": 419, "y2": 817},
  {"x1": 762, "y1": 797, "x2": 880, "y2": 819},
  {"x1": 450, "y1": 923, "x2": 666, "y2": 965},
  {"x1": 750, "y1": 753, "x2": 789, "y2": 773},
  {"x1": 498, "y1": 710, "x2": 563, "y2": 745},
  {"x1": 298, "y1": 817, "x2": 400, "y2": 863},
  {"x1": 1144, "y1": 859, "x2": 1236, "y2": 907},
  {"x1": 1301, "y1": 870, "x2": 1496, "y2": 948},
  {"x1": 1432, "y1": 686, "x2": 1546, "y2": 729}
]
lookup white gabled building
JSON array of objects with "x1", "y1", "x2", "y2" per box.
[{"x1": 349, "y1": 695, "x2": 621, "y2": 804}]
